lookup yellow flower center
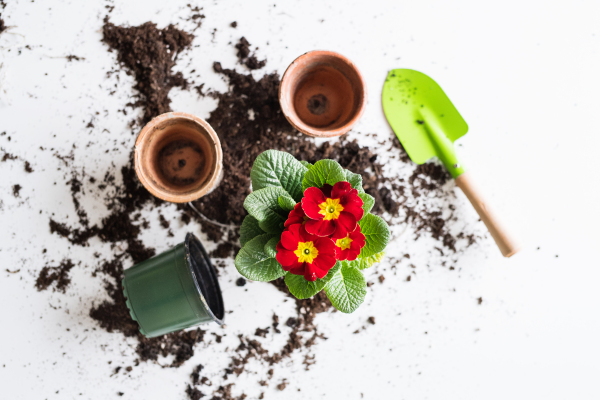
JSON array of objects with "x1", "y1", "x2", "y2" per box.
[
  {"x1": 318, "y1": 198, "x2": 344, "y2": 221},
  {"x1": 336, "y1": 235, "x2": 353, "y2": 250},
  {"x1": 294, "y1": 241, "x2": 319, "y2": 263}
]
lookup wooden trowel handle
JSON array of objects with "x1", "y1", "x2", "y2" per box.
[{"x1": 455, "y1": 172, "x2": 521, "y2": 257}]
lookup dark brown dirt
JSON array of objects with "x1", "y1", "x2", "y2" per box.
[
  {"x1": 12, "y1": 184, "x2": 21, "y2": 197},
  {"x1": 185, "y1": 281, "x2": 332, "y2": 398},
  {"x1": 35, "y1": 259, "x2": 75, "y2": 293},
  {"x1": 185, "y1": 4, "x2": 205, "y2": 30},
  {"x1": 48, "y1": 161, "x2": 159, "y2": 263},
  {"x1": 65, "y1": 55, "x2": 85, "y2": 62},
  {"x1": 1, "y1": 150, "x2": 17, "y2": 162},
  {"x1": 102, "y1": 20, "x2": 194, "y2": 126},
  {"x1": 235, "y1": 37, "x2": 266, "y2": 70}
]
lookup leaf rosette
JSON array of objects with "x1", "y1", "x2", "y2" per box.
[{"x1": 235, "y1": 150, "x2": 390, "y2": 313}]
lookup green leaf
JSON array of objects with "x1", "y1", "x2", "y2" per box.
[
  {"x1": 284, "y1": 261, "x2": 342, "y2": 299},
  {"x1": 300, "y1": 160, "x2": 313, "y2": 169},
  {"x1": 324, "y1": 262, "x2": 367, "y2": 313},
  {"x1": 358, "y1": 192, "x2": 375, "y2": 215},
  {"x1": 345, "y1": 169, "x2": 364, "y2": 193},
  {"x1": 302, "y1": 159, "x2": 346, "y2": 191},
  {"x1": 264, "y1": 236, "x2": 279, "y2": 259},
  {"x1": 235, "y1": 234, "x2": 286, "y2": 282},
  {"x1": 278, "y1": 195, "x2": 296, "y2": 212},
  {"x1": 244, "y1": 186, "x2": 288, "y2": 233},
  {"x1": 239, "y1": 215, "x2": 265, "y2": 248},
  {"x1": 358, "y1": 213, "x2": 390, "y2": 257},
  {"x1": 250, "y1": 150, "x2": 308, "y2": 202},
  {"x1": 355, "y1": 251, "x2": 385, "y2": 270}
]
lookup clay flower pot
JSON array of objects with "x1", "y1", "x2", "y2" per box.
[
  {"x1": 135, "y1": 112, "x2": 223, "y2": 203},
  {"x1": 279, "y1": 50, "x2": 367, "y2": 138}
]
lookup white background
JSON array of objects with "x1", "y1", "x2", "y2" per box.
[{"x1": 1, "y1": 0, "x2": 600, "y2": 399}]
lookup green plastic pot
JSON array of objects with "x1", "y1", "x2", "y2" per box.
[{"x1": 122, "y1": 233, "x2": 224, "y2": 338}]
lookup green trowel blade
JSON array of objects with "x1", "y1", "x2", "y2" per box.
[{"x1": 382, "y1": 69, "x2": 468, "y2": 178}]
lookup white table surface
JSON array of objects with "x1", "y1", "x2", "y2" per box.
[{"x1": 1, "y1": 0, "x2": 600, "y2": 399}]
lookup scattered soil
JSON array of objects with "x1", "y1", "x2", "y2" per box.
[
  {"x1": 102, "y1": 20, "x2": 194, "y2": 126},
  {"x1": 235, "y1": 277, "x2": 246, "y2": 287},
  {"x1": 235, "y1": 37, "x2": 266, "y2": 70},
  {"x1": 65, "y1": 55, "x2": 85, "y2": 62},
  {"x1": 1, "y1": 150, "x2": 17, "y2": 162},
  {"x1": 0, "y1": 2, "x2": 5, "y2": 35},
  {"x1": 185, "y1": 4, "x2": 205, "y2": 30},
  {"x1": 12, "y1": 184, "x2": 21, "y2": 197},
  {"x1": 35, "y1": 259, "x2": 75, "y2": 293},
  {"x1": 184, "y1": 283, "x2": 332, "y2": 398}
]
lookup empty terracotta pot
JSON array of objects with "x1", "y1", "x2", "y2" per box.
[
  {"x1": 135, "y1": 112, "x2": 223, "y2": 203},
  {"x1": 279, "y1": 50, "x2": 367, "y2": 138}
]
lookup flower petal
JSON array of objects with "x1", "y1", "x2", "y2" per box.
[
  {"x1": 284, "y1": 203, "x2": 305, "y2": 227},
  {"x1": 350, "y1": 230, "x2": 366, "y2": 249},
  {"x1": 281, "y1": 225, "x2": 300, "y2": 250},
  {"x1": 331, "y1": 181, "x2": 351, "y2": 199},
  {"x1": 311, "y1": 254, "x2": 337, "y2": 278},
  {"x1": 345, "y1": 248, "x2": 361, "y2": 261},
  {"x1": 303, "y1": 266, "x2": 318, "y2": 282},
  {"x1": 339, "y1": 190, "x2": 364, "y2": 221},
  {"x1": 314, "y1": 236, "x2": 337, "y2": 253},
  {"x1": 337, "y1": 248, "x2": 350, "y2": 260},
  {"x1": 302, "y1": 187, "x2": 326, "y2": 220},
  {"x1": 333, "y1": 212, "x2": 357, "y2": 238},
  {"x1": 298, "y1": 224, "x2": 317, "y2": 242},
  {"x1": 287, "y1": 261, "x2": 306, "y2": 276},
  {"x1": 305, "y1": 218, "x2": 336, "y2": 237},
  {"x1": 276, "y1": 248, "x2": 299, "y2": 267}
]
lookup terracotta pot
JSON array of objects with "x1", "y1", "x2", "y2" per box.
[
  {"x1": 135, "y1": 112, "x2": 223, "y2": 203},
  {"x1": 279, "y1": 50, "x2": 367, "y2": 138}
]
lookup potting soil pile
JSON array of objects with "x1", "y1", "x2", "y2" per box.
[{"x1": 23, "y1": 13, "x2": 481, "y2": 400}]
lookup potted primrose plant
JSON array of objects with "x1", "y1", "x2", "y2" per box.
[{"x1": 235, "y1": 150, "x2": 390, "y2": 313}]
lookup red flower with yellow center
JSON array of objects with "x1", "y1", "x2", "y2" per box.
[
  {"x1": 333, "y1": 225, "x2": 366, "y2": 261},
  {"x1": 284, "y1": 203, "x2": 309, "y2": 228},
  {"x1": 302, "y1": 181, "x2": 364, "y2": 237},
  {"x1": 276, "y1": 224, "x2": 338, "y2": 281}
]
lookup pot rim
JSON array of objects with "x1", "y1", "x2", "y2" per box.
[
  {"x1": 278, "y1": 50, "x2": 368, "y2": 138},
  {"x1": 134, "y1": 112, "x2": 223, "y2": 203}
]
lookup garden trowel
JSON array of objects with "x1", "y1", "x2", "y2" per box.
[{"x1": 382, "y1": 69, "x2": 520, "y2": 257}]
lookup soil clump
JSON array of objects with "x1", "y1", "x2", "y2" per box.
[{"x1": 102, "y1": 20, "x2": 194, "y2": 126}]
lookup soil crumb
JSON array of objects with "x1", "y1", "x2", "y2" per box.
[
  {"x1": 12, "y1": 184, "x2": 21, "y2": 197},
  {"x1": 35, "y1": 259, "x2": 75, "y2": 293},
  {"x1": 24, "y1": 161, "x2": 33, "y2": 173},
  {"x1": 235, "y1": 37, "x2": 266, "y2": 70},
  {"x1": 0, "y1": 3, "x2": 5, "y2": 35},
  {"x1": 65, "y1": 55, "x2": 85, "y2": 62}
]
